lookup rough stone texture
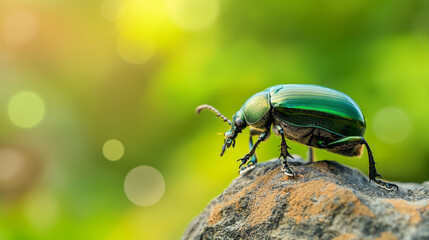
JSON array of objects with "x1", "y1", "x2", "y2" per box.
[{"x1": 182, "y1": 158, "x2": 429, "y2": 240}]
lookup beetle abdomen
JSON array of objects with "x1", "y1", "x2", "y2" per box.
[
  {"x1": 273, "y1": 117, "x2": 364, "y2": 157},
  {"x1": 270, "y1": 84, "x2": 365, "y2": 125}
]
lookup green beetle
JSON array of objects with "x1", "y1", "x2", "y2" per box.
[{"x1": 197, "y1": 84, "x2": 398, "y2": 191}]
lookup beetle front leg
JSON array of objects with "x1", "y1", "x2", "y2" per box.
[
  {"x1": 274, "y1": 125, "x2": 295, "y2": 177},
  {"x1": 237, "y1": 131, "x2": 270, "y2": 174},
  {"x1": 244, "y1": 129, "x2": 262, "y2": 169}
]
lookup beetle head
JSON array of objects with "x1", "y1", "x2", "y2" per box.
[
  {"x1": 195, "y1": 104, "x2": 247, "y2": 156},
  {"x1": 221, "y1": 111, "x2": 247, "y2": 156}
]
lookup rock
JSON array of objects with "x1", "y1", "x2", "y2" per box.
[{"x1": 182, "y1": 158, "x2": 429, "y2": 240}]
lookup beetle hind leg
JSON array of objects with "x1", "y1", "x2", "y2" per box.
[
  {"x1": 308, "y1": 147, "x2": 316, "y2": 162},
  {"x1": 321, "y1": 137, "x2": 399, "y2": 191},
  {"x1": 274, "y1": 125, "x2": 295, "y2": 177},
  {"x1": 362, "y1": 140, "x2": 399, "y2": 191}
]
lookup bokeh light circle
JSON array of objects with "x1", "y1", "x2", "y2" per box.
[
  {"x1": 3, "y1": 9, "x2": 39, "y2": 46},
  {"x1": 372, "y1": 107, "x2": 411, "y2": 144},
  {"x1": 103, "y1": 139, "x2": 124, "y2": 161},
  {"x1": 117, "y1": 29, "x2": 155, "y2": 64},
  {"x1": 166, "y1": 0, "x2": 219, "y2": 31},
  {"x1": 124, "y1": 166, "x2": 165, "y2": 206},
  {"x1": 8, "y1": 91, "x2": 45, "y2": 128}
]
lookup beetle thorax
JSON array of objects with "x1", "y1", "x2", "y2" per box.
[
  {"x1": 248, "y1": 112, "x2": 271, "y2": 131},
  {"x1": 240, "y1": 90, "x2": 271, "y2": 126}
]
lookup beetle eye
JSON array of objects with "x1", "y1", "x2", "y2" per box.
[{"x1": 235, "y1": 118, "x2": 245, "y2": 129}]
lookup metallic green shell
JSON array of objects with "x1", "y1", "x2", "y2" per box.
[
  {"x1": 269, "y1": 84, "x2": 366, "y2": 136},
  {"x1": 240, "y1": 91, "x2": 270, "y2": 124}
]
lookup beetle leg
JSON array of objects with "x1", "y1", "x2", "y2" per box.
[
  {"x1": 238, "y1": 131, "x2": 270, "y2": 174},
  {"x1": 321, "y1": 137, "x2": 399, "y2": 191},
  {"x1": 362, "y1": 140, "x2": 399, "y2": 191},
  {"x1": 274, "y1": 125, "x2": 295, "y2": 177},
  {"x1": 308, "y1": 147, "x2": 316, "y2": 162},
  {"x1": 247, "y1": 129, "x2": 261, "y2": 164}
]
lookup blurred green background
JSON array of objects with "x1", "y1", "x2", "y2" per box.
[{"x1": 1, "y1": 0, "x2": 429, "y2": 239}]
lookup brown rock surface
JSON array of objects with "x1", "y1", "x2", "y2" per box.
[{"x1": 182, "y1": 158, "x2": 429, "y2": 240}]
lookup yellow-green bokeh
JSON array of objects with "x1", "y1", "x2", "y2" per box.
[
  {"x1": 103, "y1": 139, "x2": 125, "y2": 161},
  {"x1": 8, "y1": 91, "x2": 45, "y2": 128},
  {"x1": 124, "y1": 166, "x2": 165, "y2": 207}
]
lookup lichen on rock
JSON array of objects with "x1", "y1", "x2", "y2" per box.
[{"x1": 182, "y1": 158, "x2": 429, "y2": 240}]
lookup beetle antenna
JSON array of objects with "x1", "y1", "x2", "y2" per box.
[{"x1": 196, "y1": 104, "x2": 232, "y2": 126}]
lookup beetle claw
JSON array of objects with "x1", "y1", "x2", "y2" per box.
[
  {"x1": 237, "y1": 155, "x2": 250, "y2": 169},
  {"x1": 385, "y1": 183, "x2": 399, "y2": 191},
  {"x1": 372, "y1": 179, "x2": 399, "y2": 191},
  {"x1": 282, "y1": 166, "x2": 295, "y2": 177},
  {"x1": 239, "y1": 163, "x2": 256, "y2": 175}
]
